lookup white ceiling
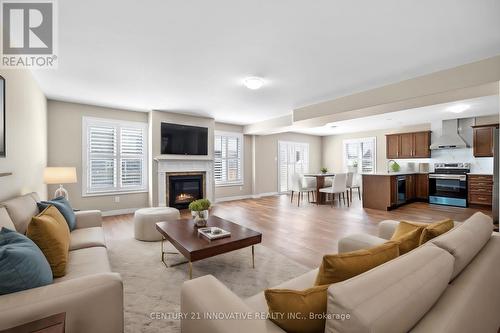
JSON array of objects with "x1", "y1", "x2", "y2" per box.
[
  {"x1": 292, "y1": 95, "x2": 499, "y2": 136},
  {"x1": 32, "y1": 0, "x2": 500, "y2": 125}
]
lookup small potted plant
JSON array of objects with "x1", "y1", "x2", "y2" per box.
[
  {"x1": 348, "y1": 160, "x2": 359, "y2": 173},
  {"x1": 188, "y1": 199, "x2": 211, "y2": 227},
  {"x1": 320, "y1": 167, "x2": 328, "y2": 174}
]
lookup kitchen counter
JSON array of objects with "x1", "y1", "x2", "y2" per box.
[
  {"x1": 363, "y1": 171, "x2": 429, "y2": 176},
  {"x1": 467, "y1": 173, "x2": 493, "y2": 176},
  {"x1": 362, "y1": 173, "x2": 429, "y2": 210}
]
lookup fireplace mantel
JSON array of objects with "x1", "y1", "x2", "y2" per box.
[
  {"x1": 156, "y1": 158, "x2": 214, "y2": 207},
  {"x1": 154, "y1": 156, "x2": 213, "y2": 161}
]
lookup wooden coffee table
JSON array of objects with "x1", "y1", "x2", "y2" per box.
[{"x1": 155, "y1": 215, "x2": 262, "y2": 279}]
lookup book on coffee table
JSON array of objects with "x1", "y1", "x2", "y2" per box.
[{"x1": 198, "y1": 227, "x2": 231, "y2": 240}]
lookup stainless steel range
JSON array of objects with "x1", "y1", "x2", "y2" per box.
[{"x1": 429, "y1": 163, "x2": 470, "y2": 208}]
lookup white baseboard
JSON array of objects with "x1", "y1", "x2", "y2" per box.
[
  {"x1": 215, "y1": 194, "x2": 254, "y2": 203},
  {"x1": 253, "y1": 192, "x2": 279, "y2": 198},
  {"x1": 102, "y1": 192, "x2": 282, "y2": 212},
  {"x1": 101, "y1": 208, "x2": 141, "y2": 217},
  {"x1": 214, "y1": 192, "x2": 279, "y2": 203}
]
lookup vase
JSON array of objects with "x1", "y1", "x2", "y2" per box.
[{"x1": 193, "y1": 210, "x2": 209, "y2": 227}]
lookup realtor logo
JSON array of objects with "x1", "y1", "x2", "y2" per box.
[{"x1": 1, "y1": 0, "x2": 57, "y2": 68}]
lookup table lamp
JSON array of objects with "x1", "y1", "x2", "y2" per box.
[{"x1": 43, "y1": 167, "x2": 77, "y2": 200}]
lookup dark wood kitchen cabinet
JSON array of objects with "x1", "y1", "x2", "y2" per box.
[
  {"x1": 413, "y1": 131, "x2": 431, "y2": 157},
  {"x1": 386, "y1": 131, "x2": 431, "y2": 159},
  {"x1": 472, "y1": 124, "x2": 499, "y2": 157},
  {"x1": 416, "y1": 174, "x2": 429, "y2": 200},
  {"x1": 399, "y1": 133, "x2": 414, "y2": 158},
  {"x1": 468, "y1": 174, "x2": 493, "y2": 206},
  {"x1": 363, "y1": 173, "x2": 429, "y2": 210},
  {"x1": 405, "y1": 174, "x2": 416, "y2": 201},
  {"x1": 386, "y1": 135, "x2": 400, "y2": 159}
]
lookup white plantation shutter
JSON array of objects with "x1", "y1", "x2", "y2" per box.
[
  {"x1": 278, "y1": 141, "x2": 310, "y2": 192},
  {"x1": 120, "y1": 127, "x2": 145, "y2": 187},
  {"x1": 214, "y1": 132, "x2": 243, "y2": 185},
  {"x1": 83, "y1": 117, "x2": 148, "y2": 195},
  {"x1": 279, "y1": 143, "x2": 289, "y2": 192},
  {"x1": 88, "y1": 125, "x2": 116, "y2": 189},
  {"x1": 214, "y1": 136, "x2": 223, "y2": 182},
  {"x1": 360, "y1": 140, "x2": 375, "y2": 173},
  {"x1": 343, "y1": 137, "x2": 376, "y2": 174},
  {"x1": 121, "y1": 128, "x2": 144, "y2": 155}
]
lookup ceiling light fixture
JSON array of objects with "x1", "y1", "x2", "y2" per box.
[
  {"x1": 243, "y1": 77, "x2": 264, "y2": 90},
  {"x1": 446, "y1": 104, "x2": 470, "y2": 114}
]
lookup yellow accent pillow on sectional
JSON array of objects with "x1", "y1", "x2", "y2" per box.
[
  {"x1": 396, "y1": 219, "x2": 454, "y2": 245},
  {"x1": 419, "y1": 219, "x2": 454, "y2": 244},
  {"x1": 265, "y1": 284, "x2": 329, "y2": 333},
  {"x1": 314, "y1": 241, "x2": 400, "y2": 286},
  {"x1": 26, "y1": 205, "x2": 70, "y2": 278},
  {"x1": 390, "y1": 222, "x2": 425, "y2": 254}
]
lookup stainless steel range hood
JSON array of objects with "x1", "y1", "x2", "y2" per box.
[{"x1": 430, "y1": 119, "x2": 468, "y2": 150}]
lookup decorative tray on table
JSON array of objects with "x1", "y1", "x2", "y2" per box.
[{"x1": 197, "y1": 227, "x2": 231, "y2": 240}]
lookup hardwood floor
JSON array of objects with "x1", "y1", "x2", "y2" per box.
[{"x1": 103, "y1": 195, "x2": 492, "y2": 269}]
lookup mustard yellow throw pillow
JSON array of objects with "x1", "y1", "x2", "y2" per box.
[
  {"x1": 390, "y1": 222, "x2": 425, "y2": 254},
  {"x1": 314, "y1": 241, "x2": 399, "y2": 286},
  {"x1": 419, "y1": 219, "x2": 454, "y2": 244},
  {"x1": 27, "y1": 205, "x2": 70, "y2": 277},
  {"x1": 265, "y1": 284, "x2": 329, "y2": 333},
  {"x1": 396, "y1": 219, "x2": 454, "y2": 245}
]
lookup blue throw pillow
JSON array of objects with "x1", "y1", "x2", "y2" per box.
[
  {"x1": 0, "y1": 228, "x2": 53, "y2": 295},
  {"x1": 37, "y1": 196, "x2": 76, "y2": 230}
]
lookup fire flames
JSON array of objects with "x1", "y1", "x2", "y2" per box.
[{"x1": 176, "y1": 193, "x2": 195, "y2": 203}]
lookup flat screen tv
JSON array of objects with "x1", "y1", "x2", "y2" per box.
[{"x1": 161, "y1": 123, "x2": 208, "y2": 155}]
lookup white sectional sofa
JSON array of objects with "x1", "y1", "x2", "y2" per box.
[
  {"x1": 181, "y1": 212, "x2": 500, "y2": 333},
  {"x1": 0, "y1": 193, "x2": 123, "y2": 333}
]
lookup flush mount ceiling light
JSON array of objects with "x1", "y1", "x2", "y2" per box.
[
  {"x1": 446, "y1": 104, "x2": 470, "y2": 113},
  {"x1": 243, "y1": 77, "x2": 264, "y2": 90}
]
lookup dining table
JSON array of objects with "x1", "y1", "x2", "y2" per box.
[{"x1": 303, "y1": 173, "x2": 335, "y2": 204}]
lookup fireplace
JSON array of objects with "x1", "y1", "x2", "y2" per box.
[{"x1": 167, "y1": 173, "x2": 205, "y2": 209}]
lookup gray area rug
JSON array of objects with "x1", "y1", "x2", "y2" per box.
[{"x1": 107, "y1": 238, "x2": 310, "y2": 333}]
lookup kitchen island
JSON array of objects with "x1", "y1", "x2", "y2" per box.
[{"x1": 362, "y1": 172, "x2": 429, "y2": 210}]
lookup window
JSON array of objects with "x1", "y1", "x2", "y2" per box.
[
  {"x1": 82, "y1": 117, "x2": 148, "y2": 196},
  {"x1": 214, "y1": 131, "x2": 243, "y2": 186},
  {"x1": 343, "y1": 137, "x2": 376, "y2": 174},
  {"x1": 278, "y1": 141, "x2": 309, "y2": 193}
]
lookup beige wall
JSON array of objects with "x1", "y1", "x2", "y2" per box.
[
  {"x1": 150, "y1": 111, "x2": 215, "y2": 206},
  {"x1": 150, "y1": 111, "x2": 215, "y2": 159},
  {"x1": 254, "y1": 132, "x2": 322, "y2": 194},
  {"x1": 0, "y1": 69, "x2": 47, "y2": 201},
  {"x1": 214, "y1": 123, "x2": 253, "y2": 199},
  {"x1": 475, "y1": 114, "x2": 499, "y2": 126},
  {"x1": 47, "y1": 100, "x2": 149, "y2": 212},
  {"x1": 322, "y1": 124, "x2": 431, "y2": 173}
]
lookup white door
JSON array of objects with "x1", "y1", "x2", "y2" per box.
[{"x1": 278, "y1": 141, "x2": 309, "y2": 193}]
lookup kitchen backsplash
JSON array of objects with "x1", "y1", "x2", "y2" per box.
[{"x1": 393, "y1": 148, "x2": 493, "y2": 174}]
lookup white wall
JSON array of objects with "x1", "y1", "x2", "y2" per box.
[
  {"x1": 0, "y1": 69, "x2": 47, "y2": 201},
  {"x1": 322, "y1": 124, "x2": 430, "y2": 173}
]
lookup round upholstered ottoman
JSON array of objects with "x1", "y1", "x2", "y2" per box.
[{"x1": 134, "y1": 207, "x2": 180, "y2": 241}]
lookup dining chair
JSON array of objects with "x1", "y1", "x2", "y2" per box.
[
  {"x1": 319, "y1": 173, "x2": 348, "y2": 207},
  {"x1": 346, "y1": 172, "x2": 361, "y2": 203},
  {"x1": 290, "y1": 174, "x2": 316, "y2": 207},
  {"x1": 324, "y1": 176, "x2": 333, "y2": 187}
]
